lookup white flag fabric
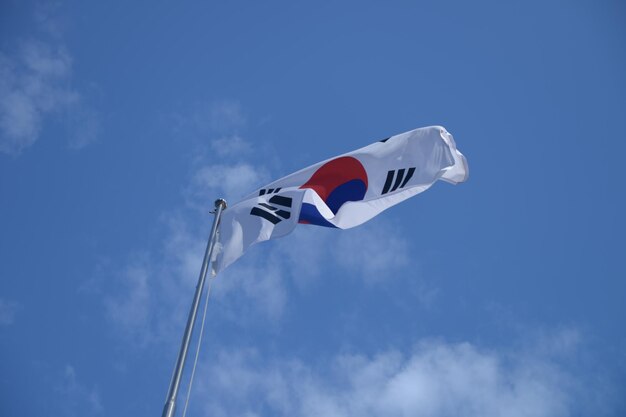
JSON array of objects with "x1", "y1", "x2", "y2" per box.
[{"x1": 212, "y1": 125, "x2": 468, "y2": 275}]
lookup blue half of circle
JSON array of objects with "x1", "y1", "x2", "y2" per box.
[
  {"x1": 325, "y1": 179, "x2": 367, "y2": 214},
  {"x1": 298, "y1": 203, "x2": 337, "y2": 228}
]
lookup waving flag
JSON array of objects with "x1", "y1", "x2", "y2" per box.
[{"x1": 212, "y1": 125, "x2": 468, "y2": 274}]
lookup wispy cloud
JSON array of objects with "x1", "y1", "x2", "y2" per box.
[
  {"x1": 193, "y1": 335, "x2": 591, "y2": 417},
  {"x1": 0, "y1": 298, "x2": 19, "y2": 326},
  {"x1": 334, "y1": 222, "x2": 410, "y2": 285},
  {"x1": 66, "y1": 105, "x2": 100, "y2": 150},
  {"x1": 104, "y1": 261, "x2": 153, "y2": 345},
  {"x1": 186, "y1": 162, "x2": 270, "y2": 209},
  {"x1": 33, "y1": 2, "x2": 68, "y2": 39},
  {"x1": 102, "y1": 218, "x2": 207, "y2": 347},
  {"x1": 0, "y1": 41, "x2": 72, "y2": 154},
  {"x1": 0, "y1": 10, "x2": 99, "y2": 155},
  {"x1": 210, "y1": 135, "x2": 253, "y2": 158},
  {"x1": 212, "y1": 251, "x2": 289, "y2": 323}
]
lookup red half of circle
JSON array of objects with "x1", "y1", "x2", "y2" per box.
[{"x1": 299, "y1": 156, "x2": 368, "y2": 201}]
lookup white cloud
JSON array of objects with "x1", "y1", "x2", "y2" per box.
[
  {"x1": 333, "y1": 221, "x2": 410, "y2": 285},
  {"x1": 0, "y1": 35, "x2": 98, "y2": 154},
  {"x1": 0, "y1": 41, "x2": 71, "y2": 154},
  {"x1": 268, "y1": 217, "x2": 421, "y2": 294},
  {"x1": 0, "y1": 298, "x2": 19, "y2": 326},
  {"x1": 102, "y1": 217, "x2": 206, "y2": 346},
  {"x1": 205, "y1": 100, "x2": 246, "y2": 133},
  {"x1": 20, "y1": 40, "x2": 72, "y2": 78},
  {"x1": 188, "y1": 163, "x2": 270, "y2": 207},
  {"x1": 272, "y1": 226, "x2": 334, "y2": 290},
  {"x1": 34, "y1": 2, "x2": 67, "y2": 39},
  {"x1": 193, "y1": 339, "x2": 584, "y2": 417},
  {"x1": 211, "y1": 134, "x2": 253, "y2": 158}
]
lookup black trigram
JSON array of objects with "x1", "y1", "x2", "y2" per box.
[
  {"x1": 381, "y1": 167, "x2": 416, "y2": 195},
  {"x1": 250, "y1": 195, "x2": 292, "y2": 224},
  {"x1": 258, "y1": 187, "x2": 282, "y2": 196}
]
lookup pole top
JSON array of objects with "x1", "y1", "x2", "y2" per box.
[{"x1": 214, "y1": 198, "x2": 227, "y2": 209}]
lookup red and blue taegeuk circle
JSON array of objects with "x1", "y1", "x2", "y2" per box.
[{"x1": 298, "y1": 156, "x2": 368, "y2": 227}]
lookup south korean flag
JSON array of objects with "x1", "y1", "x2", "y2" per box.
[{"x1": 212, "y1": 125, "x2": 468, "y2": 275}]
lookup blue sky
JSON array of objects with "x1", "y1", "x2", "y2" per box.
[{"x1": 1, "y1": 1, "x2": 625, "y2": 416}]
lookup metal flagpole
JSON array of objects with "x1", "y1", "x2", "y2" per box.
[{"x1": 161, "y1": 198, "x2": 227, "y2": 417}]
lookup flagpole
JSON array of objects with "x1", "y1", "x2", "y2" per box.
[{"x1": 161, "y1": 198, "x2": 227, "y2": 417}]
